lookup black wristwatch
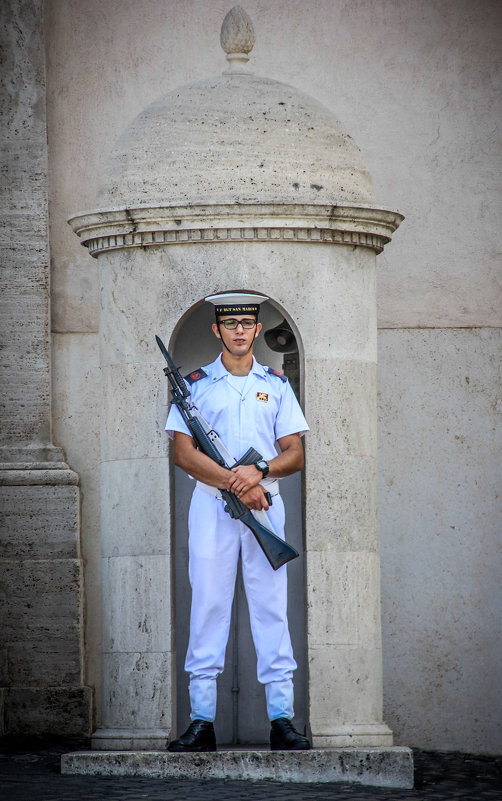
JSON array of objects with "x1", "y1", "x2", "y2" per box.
[{"x1": 255, "y1": 459, "x2": 269, "y2": 479}]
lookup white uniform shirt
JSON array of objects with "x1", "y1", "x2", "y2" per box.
[{"x1": 165, "y1": 354, "x2": 309, "y2": 462}]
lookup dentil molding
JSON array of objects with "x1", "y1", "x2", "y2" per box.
[{"x1": 69, "y1": 203, "x2": 404, "y2": 257}]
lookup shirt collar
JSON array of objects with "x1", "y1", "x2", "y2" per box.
[{"x1": 209, "y1": 353, "x2": 268, "y2": 382}]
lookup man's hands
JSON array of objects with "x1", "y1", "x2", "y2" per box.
[
  {"x1": 227, "y1": 463, "x2": 261, "y2": 495},
  {"x1": 173, "y1": 431, "x2": 304, "y2": 513},
  {"x1": 227, "y1": 464, "x2": 269, "y2": 510},
  {"x1": 172, "y1": 432, "x2": 269, "y2": 510},
  {"x1": 239, "y1": 484, "x2": 270, "y2": 511}
]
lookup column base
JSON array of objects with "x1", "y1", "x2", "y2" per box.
[
  {"x1": 0, "y1": 458, "x2": 89, "y2": 738},
  {"x1": 92, "y1": 728, "x2": 170, "y2": 751},
  {"x1": 312, "y1": 722, "x2": 394, "y2": 748}
]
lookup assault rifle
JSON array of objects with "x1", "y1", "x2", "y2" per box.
[{"x1": 156, "y1": 335, "x2": 299, "y2": 570}]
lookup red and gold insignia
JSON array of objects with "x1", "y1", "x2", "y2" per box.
[
  {"x1": 256, "y1": 392, "x2": 269, "y2": 402},
  {"x1": 184, "y1": 367, "x2": 208, "y2": 385}
]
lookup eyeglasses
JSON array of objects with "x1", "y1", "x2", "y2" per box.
[{"x1": 218, "y1": 318, "x2": 257, "y2": 330}]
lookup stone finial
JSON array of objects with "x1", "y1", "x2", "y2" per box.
[{"x1": 220, "y1": 6, "x2": 255, "y2": 71}]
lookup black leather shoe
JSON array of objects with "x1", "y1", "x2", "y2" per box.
[
  {"x1": 270, "y1": 717, "x2": 311, "y2": 750},
  {"x1": 167, "y1": 719, "x2": 217, "y2": 752}
]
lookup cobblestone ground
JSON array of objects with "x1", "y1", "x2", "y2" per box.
[{"x1": 1, "y1": 739, "x2": 501, "y2": 801}]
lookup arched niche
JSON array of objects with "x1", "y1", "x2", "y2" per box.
[{"x1": 168, "y1": 295, "x2": 307, "y2": 744}]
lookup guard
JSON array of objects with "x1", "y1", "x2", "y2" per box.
[{"x1": 165, "y1": 292, "x2": 310, "y2": 752}]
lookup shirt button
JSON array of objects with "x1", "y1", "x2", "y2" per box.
[{"x1": 241, "y1": 398, "x2": 245, "y2": 402}]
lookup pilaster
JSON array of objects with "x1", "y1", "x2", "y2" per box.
[{"x1": 0, "y1": 0, "x2": 91, "y2": 736}]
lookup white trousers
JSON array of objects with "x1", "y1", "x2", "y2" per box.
[{"x1": 185, "y1": 486, "x2": 297, "y2": 722}]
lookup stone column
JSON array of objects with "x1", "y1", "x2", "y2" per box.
[
  {"x1": 0, "y1": 0, "x2": 91, "y2": 735},
  {"x1": 302, "y1": 246, "x2": 393, "y2": 747},
  {"x1": 89, "y1": 249, "x2": 174, "y2": 749}
]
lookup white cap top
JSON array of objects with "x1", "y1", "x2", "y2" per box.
[{"x1": 205, "y1": 292, "x2": 267, "y2": 315}]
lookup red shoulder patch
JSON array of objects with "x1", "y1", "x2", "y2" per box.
[
  {"x1": 184, "y1": 368, "x2": 208, "y2": 385},
  {"x1": 267, "y1": 366, "x2": 287, "y2": 383}
]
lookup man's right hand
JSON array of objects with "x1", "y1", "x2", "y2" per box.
[{"x1": 239, "y1": 484, "x2": 270, "y2": 511}]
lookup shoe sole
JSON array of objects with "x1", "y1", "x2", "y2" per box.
[
  {"x1": 270, "y1": 744, "x2": 311, "y2": 751},
  {"x1": 167, "y1": 746, "x2": 217, "y2": 752}
]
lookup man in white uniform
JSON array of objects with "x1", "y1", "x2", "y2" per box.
[{"x1": 165, "y1": 292, "x2": 310, "y2": 751}]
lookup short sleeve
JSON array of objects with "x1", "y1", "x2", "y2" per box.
[
  {"x1": 274, "y1": 381, "x2": 309, "y2": 440},
  {"x1": 165, "y1": 403, "x2": 192, "y2": 439}
]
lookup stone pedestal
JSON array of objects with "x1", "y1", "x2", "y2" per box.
[
  {"x1": 61, "y1": 747, "x2": 414, "y2": 789},
  {"x1": 0, "y1": 463, "x2": 92, "y2": 736}
]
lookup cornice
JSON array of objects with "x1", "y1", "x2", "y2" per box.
[{"x1": 69, "y1": 203, "x2": 404, "y2": 257}]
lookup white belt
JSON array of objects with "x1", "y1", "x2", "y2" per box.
[{"x1": 196, "y1": 479, "x2": 280, "y2": 501}]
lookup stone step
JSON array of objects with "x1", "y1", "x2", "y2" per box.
[{"x1": 61, "y1": 747, "x2": 414, "y2": 788}]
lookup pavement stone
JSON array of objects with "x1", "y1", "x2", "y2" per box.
[{"x1": 1, "y1": 738, "x2": 502, "y2": 801}]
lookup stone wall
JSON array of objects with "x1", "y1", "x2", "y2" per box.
[{"x1": 378, "y1": 328, "x2": 502, "y2": 752}]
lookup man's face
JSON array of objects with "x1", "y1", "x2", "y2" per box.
[{"x1": 212, "y1": 315, "x2": 262, "y2": 356}]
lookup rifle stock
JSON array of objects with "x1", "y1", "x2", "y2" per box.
[
  {"x1": 220, "y1": 487, "x2": 298, "y2": 570},
  {"x1": 237, "y1": 509, "x2": 298, "y2": 571}
]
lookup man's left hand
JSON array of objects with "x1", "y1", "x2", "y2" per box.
[
  {"x1": 227, "y1": 463, "x2": 262, "y2": 496},
  {"x1": 239, "y1": 484, "x2": 270, "y2": 511}
]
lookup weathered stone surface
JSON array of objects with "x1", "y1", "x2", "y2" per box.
[
  {"x1": 100, "y1": 364, "x2": 167, "y2": 462},
  {"x1": 304, "y1": 359, "x2": 377, "y2": 458},
  {"x1": 4, "y1": 687, "x2": 92, "y2": 736},
  {"x1": 306, "y1": 551, "x2": 383, "y2": 649},
  {"x1": 0, "y1": 0, "x2": 52, "y2": 453},
  {"x1": 3, "y1": 641, "x2": 82, "y2": 686},
  {"x1": 0, "y1": 648, "x2": 7, "y2": 685},
  {"x1": 97, "y1": 550, "x2": 174, "y2": 737},
  {"x1": 0, "y1": 0, "x2": 91, "y2": 741},
  {"x1": 0, "y1": 484, "x2": 80, "y2": 559},
  {"x1": 101, "y1": 458, "x2": 171, "y2": 557},
  {"x1": 91, "y1": 728, "x2": 170, "y2": 751},
  {"x1": 96, "y1": 74, "x2": 376, "y2": 211},
  {"x1": 1, "y1": 558, "x2": 83, "y2": 641},
  {"x1": 61, "y1": 747, "x2": 414, "y2": 788},
  {"x1": 96, "y1": 237, "x2": 378, "y2": 362},
  {"x1": 101, "y1": 555, "x2": 171, "y2": 653},
  {"x1": 378, "y1": 328, "x2": 502, "y2": 753},
  {"x1": 101, "y1": 651, "x2": 173, "y2": 731},
  {"x1": 305, "y1": 455, "x2": 378, "y2": 552},
  {"x1": 0, "y1": 473, "x2": 90, "y2": 737},
  {"x1": 308, "y1": 638, "x2": 390, "y2": 744},
  {"x1": 296, "y1": 245, "x2": 377, "y2": 362},
  {"x1": 51, "y1": 332, "x2": 102, "y2": 720}
]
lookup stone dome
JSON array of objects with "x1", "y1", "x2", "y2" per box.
[
  {"x1": 70, "y1": 9, "x2": 404, "y2": 260},
  {"x1": 97, "y1": 66, "x2": 375, "y2": 210}
]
